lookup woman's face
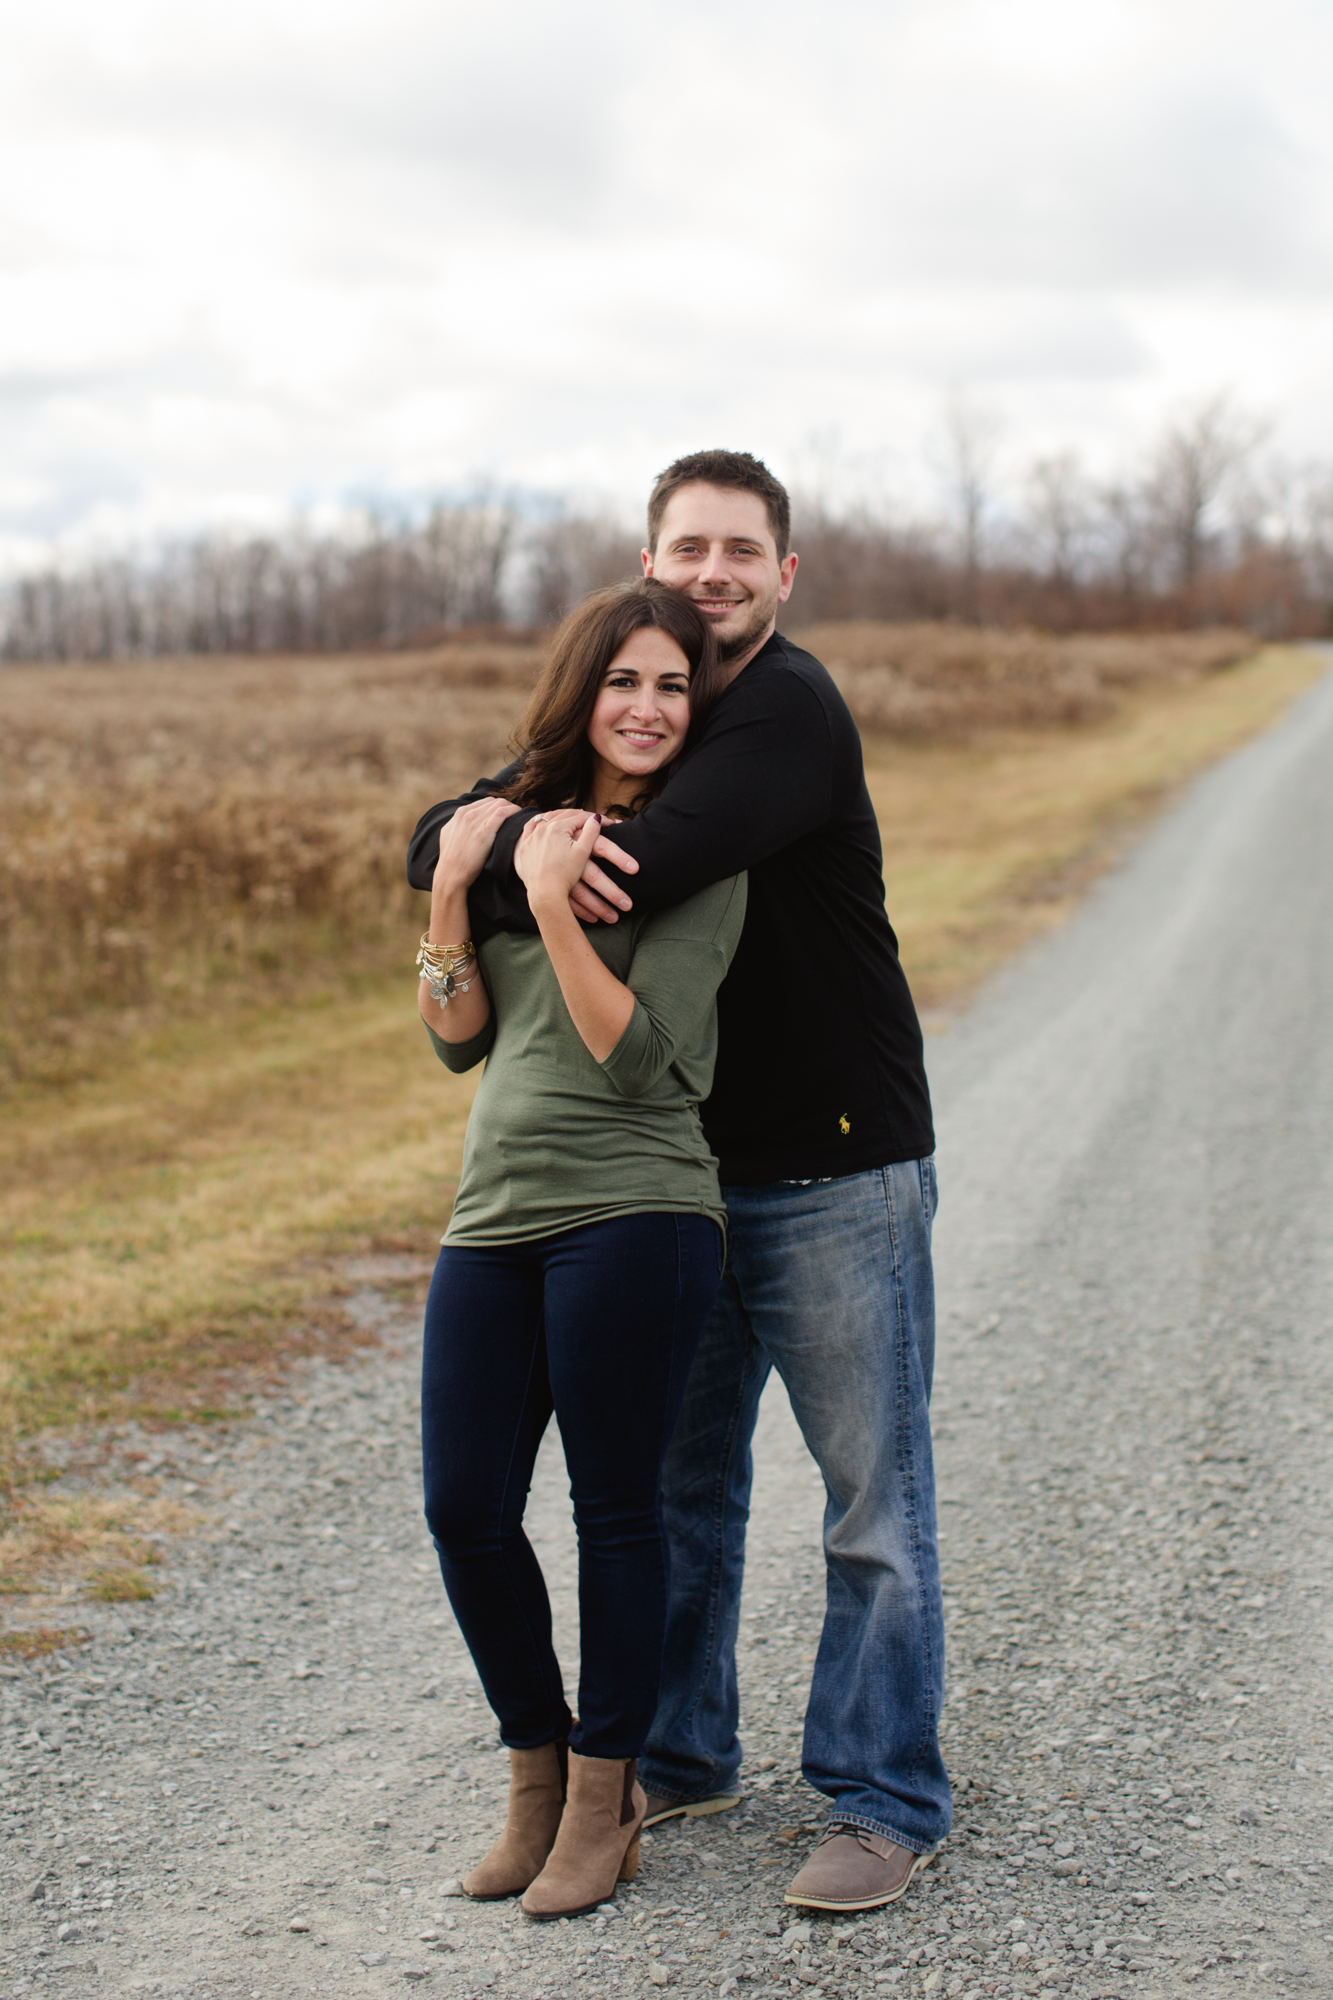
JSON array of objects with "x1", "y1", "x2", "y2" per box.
[{"x1": 587, "y1": 626, "x2": 692, "y2": 782}]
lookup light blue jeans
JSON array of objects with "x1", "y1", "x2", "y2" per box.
[{"x1": 640, "y1": 1160, "x2": 951, "y2": 1853}]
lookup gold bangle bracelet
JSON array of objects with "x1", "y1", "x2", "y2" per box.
[
  {"x1": 417, "y1": 932, "x2": 474, "y2": 962},
  {"x1": 415, "y1": 935, "x2": 477, "y2": 1008},
  {"x1": 417, "y1": 935, "x2": 475, "y2": 973}
]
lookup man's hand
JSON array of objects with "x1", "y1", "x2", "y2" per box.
[
  {"x1": 515, "y1": 810, "x2": 639, "y2": 924},
  {"x1": 432, "y1": 794, "x2": 521, "y2": 896}
]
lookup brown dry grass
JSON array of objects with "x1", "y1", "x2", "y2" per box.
[
  {"x1": 1, "y1": 641, "x2": 540, "y2": 1090},
  {"x1": 800, "y1": 622, "x2": 1256, "y2": 735},
  {"x1": 0, "y1": 1627, "x2": 89, "y2": 1659},
  {"x1": 1, "y1": 625, "x2": 1253, "y2": 1091},
  {"x1": 0, "y1": 627, "x2": 1326, "y2": 1612},
  {"x1": 0, "y1": 1488, "x2": 197, "y2": 1600}
]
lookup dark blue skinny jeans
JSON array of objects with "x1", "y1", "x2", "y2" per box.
[{"x1": 421, "y1": 1211, "x2": 723, "y2": 1760}]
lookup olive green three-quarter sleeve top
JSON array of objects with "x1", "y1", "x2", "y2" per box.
[{"x1": 426, "y1": 873, "x2": 747, "y2": 1246}]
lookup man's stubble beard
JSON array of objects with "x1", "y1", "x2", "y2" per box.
[{"x1": 711, "y1": 581, "x2": 782, "y2": 663}]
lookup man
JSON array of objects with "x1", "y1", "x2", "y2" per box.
[{"x1": 407, "y1": 449, "x2": 949, "y2": 1910}]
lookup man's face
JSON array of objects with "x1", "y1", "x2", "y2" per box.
[{"x1": 643, "y1": 483, "x2": 798, "y2": 666}]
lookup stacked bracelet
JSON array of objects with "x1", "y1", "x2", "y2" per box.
[{"x1": 416, "y1": 933, "x2": 476, "y2": 1007}]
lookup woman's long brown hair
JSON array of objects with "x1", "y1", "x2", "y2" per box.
[{"x1": 502, "y1": 580, "x2": 721, "y2": 812}]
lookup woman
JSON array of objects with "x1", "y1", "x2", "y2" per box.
[{"x1": 417, "y1": 579, "x2": 746, "y2": 1921}]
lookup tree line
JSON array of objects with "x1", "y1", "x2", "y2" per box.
[{"x1": 4, "y1": 396, "x2": 1332, "y2": 661}]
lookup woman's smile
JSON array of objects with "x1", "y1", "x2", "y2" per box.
[{"x1": 587, "y1": 625, "x2": 693, "y2": 802}]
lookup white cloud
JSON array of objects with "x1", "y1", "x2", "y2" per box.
[{"x1": 1, "y1": 0, "x2": 1332, "y2": 558}]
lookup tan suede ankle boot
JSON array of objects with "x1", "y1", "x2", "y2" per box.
[
  {"x1": 462, "y1": 1741, "x2": 568, "y2": 1900},
  {"x1": 521, "y1": 1751, "x2": 646, "y2": 1920}
]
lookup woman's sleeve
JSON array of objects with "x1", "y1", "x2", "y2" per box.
[
  {"x1": 598, "y1": 875, "x2": 748, "y2": 1101},
  {"x1": 424, "y1": 1016, "x2": 496, "y2": 1073}
]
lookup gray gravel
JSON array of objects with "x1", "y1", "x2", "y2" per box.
[{"x1": 4, "y1": 657, "x2": 1332, "y2": 2000}]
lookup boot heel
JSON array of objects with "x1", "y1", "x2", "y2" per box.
[{"x1": 618, "y1": 1834, "x2": 641, "y2": 1883}]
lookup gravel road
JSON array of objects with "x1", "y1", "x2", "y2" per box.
[{"x1": 4, "y1": 658, "x2": 1332, "y2": 2000}]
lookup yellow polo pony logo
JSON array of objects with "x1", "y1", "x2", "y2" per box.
[{"x1": 838, "y1": 1114, "x2": 851, "y2": 1135}]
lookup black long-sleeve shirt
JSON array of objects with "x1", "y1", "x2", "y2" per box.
[{"x1": 406, "y1": 631, "x2": 934, "y2": 1183}]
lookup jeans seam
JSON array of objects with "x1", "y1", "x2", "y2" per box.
[{"x1": 879, "y1": 1164, "x2": 937, "y2": 1795}]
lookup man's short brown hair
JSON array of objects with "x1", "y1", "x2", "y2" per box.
[{"x1": 647, "y1": 449, "x2": 792, "y2": 560}]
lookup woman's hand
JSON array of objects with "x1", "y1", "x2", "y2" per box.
[
  {"x1": 516, "y1": 811, "x2": 604, "y2": 912},
  {"x1": 422, "y1": 796, "x2": 514, "y2": 1043},
  {"x1": 422, "y1": 800, "x2": 511, "y2": 1044},
  {"x1": 432, "y1": 795, "x2": 521, "y2": 896},
  {"x1": 519, "y1": 812, "x2": 637, "y2": 1060}
]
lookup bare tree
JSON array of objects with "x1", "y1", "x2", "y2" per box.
[
  {"x1": 1289, "y1": 465, "x2": 1333, "y2": 630},
  {"x1": 524, "y1": 513, "x2": 642, "y2": 624},
  {"x1": 788, "y1": 499, "x2": 952, "y2": 623},
  {"x1": 1023, "y1": 452, "x2": 1093, "y2": 590},
  {"x1": 1098, "y1": 481, "x2": 1155, "y2": 607},
  {"x1": 938, "y1": 394, "x2": 1002, "y2": 621},
  {"x1": 1146, "y1": 393, "x2": 1266, "y2": 601},
  {"x1": 0, "y1": 502, "x2": 526, "y2": 661},
  {"x1": 10, "y1": 425, "x2": 1333, "y2": 658}
]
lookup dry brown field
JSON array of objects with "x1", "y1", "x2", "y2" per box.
[
  {"x1": 1, "y1": 642, "x2": 540, "y2": 1091},
  {"x1": 806, "y1": 621, "x2": 1254, "y2": 731},
  {"x1": 0, "y1": 623, "x2": 1253, "y2": 1092},
  {"x1": 1, "y1": 624, "x2": 1326, "y2": 1582}
]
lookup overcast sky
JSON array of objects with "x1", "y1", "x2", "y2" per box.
[{"x1": 3, "y1": 0, "x2": 1333, "y2": 566}]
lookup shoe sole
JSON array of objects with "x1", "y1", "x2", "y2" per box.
[
  {"x1": 643, "y1": 1793, "x2": 740, "y2": 1829},
  {"x1": 783, "y1": 1845, "x2": 935, "y2": 1911}
]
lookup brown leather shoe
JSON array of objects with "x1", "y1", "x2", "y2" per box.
[
  {"x1": 785, "y1": 1824, "x2": 936, "y2": 1910},
  {"x1": 521, "y1": 1752, "x2": 646, "y2": 1920},
  {"x1": 462, "y1": 1741, "x2": 567, "y2": 1900},
  {"x1": 642, "y1": 1788, "x2": 740, "y2": 1828}
]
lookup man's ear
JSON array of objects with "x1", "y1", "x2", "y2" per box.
[
  {"x1": 777, "y1": 551, "x2": 798, "y2": 603},
  {"x1": 641, "y1": 547, "x2": 654, "y2": 576}
]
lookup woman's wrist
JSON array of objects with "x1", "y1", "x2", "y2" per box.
[
  {"x1": 428, "y1": 876, "x2": 470, "y2": 908},
  {"x1": 529, "y1": 884, "x2": 577, "y2": 929},
  {"x1": 428, "y1": 887, "x2": 472, "y2": 943}
]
